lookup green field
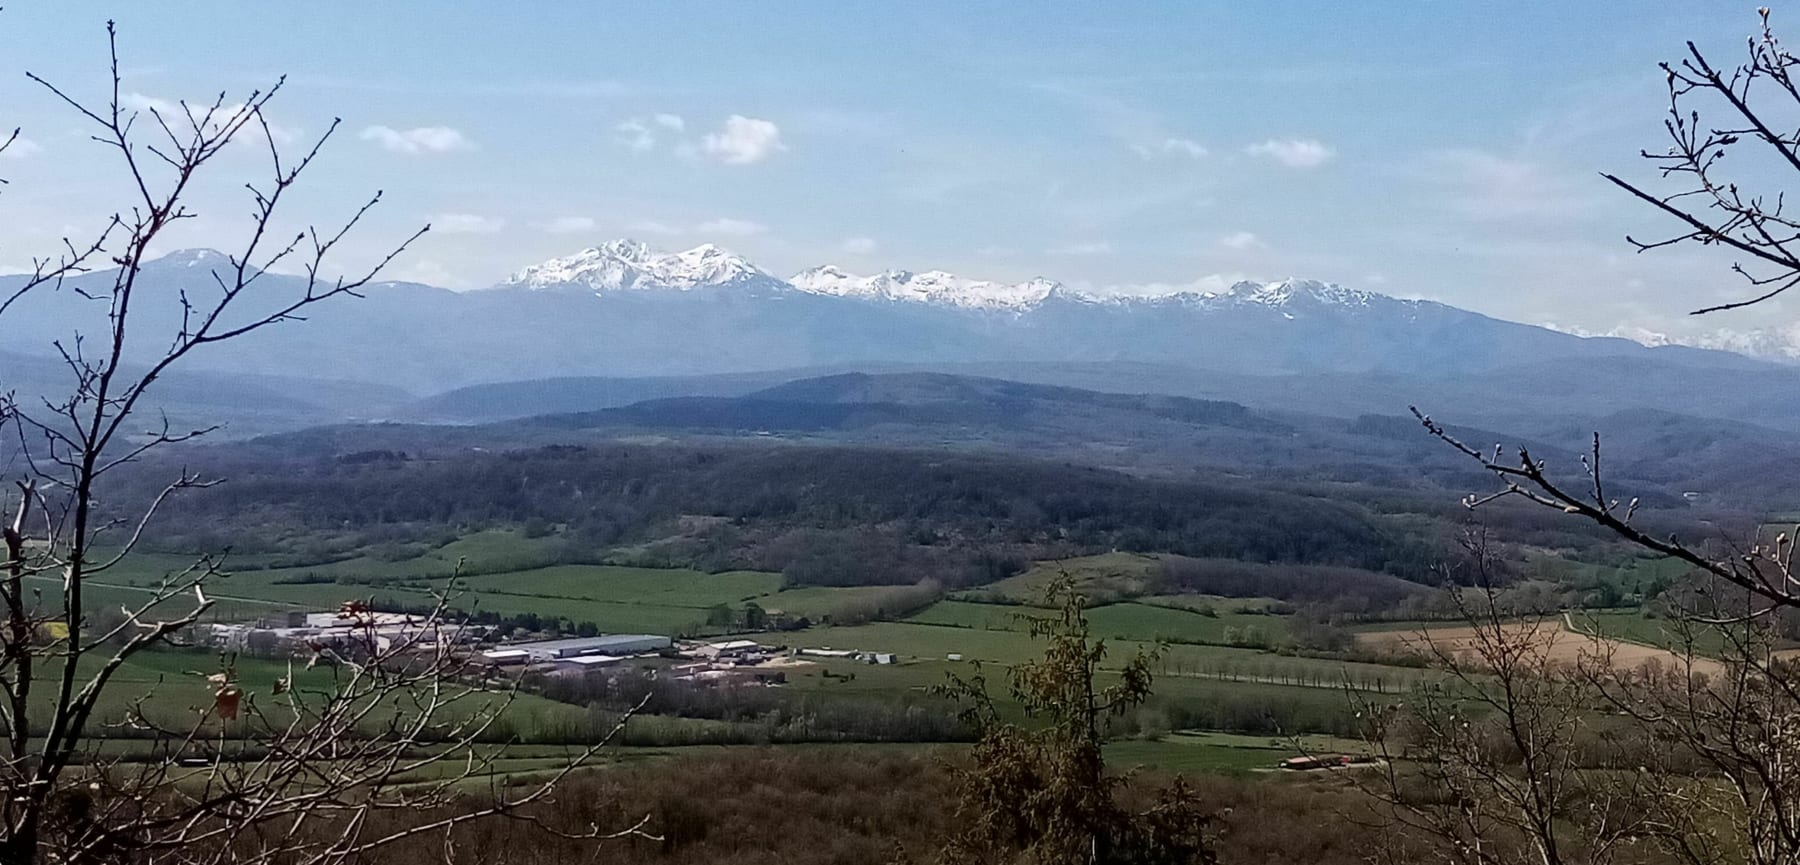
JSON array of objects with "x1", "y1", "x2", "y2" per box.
[
  {"x1": 970, "y1": 552, "x2": 1163, "y2": 603},
  {"x1": 49, "y1": 535, "x2": 1457, "y2": 775},
  {"x1": 789, "y1": 620, "x2": 1433, "y2": 695},
  {"x1": 84, "y1": 532, "x2": 877, "y2": 635},
  {"x1": 908, "y1": 599, "x2": 1290, "y2": 647}
]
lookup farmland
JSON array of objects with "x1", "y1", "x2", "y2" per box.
[
  {"x1": 48, "y1": 525, "x2": 1707, "y2": 779},
  {"x1": 1355, "y1": 615, "x2": 1724, "y2": 676}
]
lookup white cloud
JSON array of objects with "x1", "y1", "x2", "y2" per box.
[
  {"x1": 1047, "y1": 241, "x2": 1112, "y2": 256},
  {"x1": 431, "y1": 213, "x2": 505, "y2": 234},
  {"x1": 615, "y1": 114, "x2": 692, "y2": 154},
  {"x1": 389, "y1": 257, "x2": 466, "y2": 288},
  {"x1": 0, "y1": 136, "x2": 41, "y2": 159},
  {"x1": 840, "y1": 236, "x2": 878, "y2": 255},
  {"x1": 626, "y1": 219, "x2": 682, "y2": 236},
  {"x1": 360, "y1": 125, "x2": 473, "y2": 155},
  {"x1": 126, "y1": 92, "x2": 298, "y2": 143},
  {"x1": 702, "y1": 115, "x2": 785, "y2": 165},
  {"x1": 615, "y1": 119, "x2": 656, "y2": 153},
  {"x1": 540, "y1": 216, "x2": 598, "y2": 235},
  {"x1": 1218, "y1": 231, "x2": 1261, "y2": 249},
  {"x1": 1421, "y1": 149, "x2": 1597, "y2": 220},
  {"x1": 1135, "y1": 137, "x2": 1208, "y2": 159},
  {"x1": 1245, "y1": 137, "x2": 1334, "y2": 168},
  {"x1": 611, "y1": 217, "x2": 767, "y2": 238},
  {"x1": 694, "y1": 217, "x2": 768, "y2": 237}
]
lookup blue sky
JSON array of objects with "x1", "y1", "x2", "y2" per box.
[{"x1": 0, "y1": 3, "x2": 1784, "y2": 340}]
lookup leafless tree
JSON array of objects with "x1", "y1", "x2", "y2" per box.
[
  {"x1": 0, "y1": 23, "x2": 644, "y2": 865},
  {"x1": 1376, "y1": 11, "x2": 1800, "y2": 865},
  {"x1": 1352, "y1": 539, "x2": 1656, "y2": 865},
  {"x1": 1604, "y1": 7, "x2": 1800, "y2": 315}
]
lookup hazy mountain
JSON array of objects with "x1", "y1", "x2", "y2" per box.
[{"x1": 0, "y1": 242, "x2": 1779, "y2": 403}]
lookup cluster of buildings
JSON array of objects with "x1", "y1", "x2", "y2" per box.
[
  {"x1": 207, "y1": 608, "x2": 917, "y2": 691},
  {"x1": 479, "y1": 633, "x2": 673, "y2": 672},
  {"x1": 205, "y1": 610, "x2": 478, "y2": 656}
]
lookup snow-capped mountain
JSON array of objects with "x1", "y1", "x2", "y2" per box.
[
  {"x1": 1547, "y1": 322, "x2": 1800, "y2": 365},
  {"x1": 1204, "y1": 278, "x2": 1383, "y2": 310},
  {"x1": 503, "y1": 240, "x2": 1407, "y2": 316},
  {"x1": 0, "y1": 244, "x2": 1767, "y2": 396},
  {"x1": 501, "y1": 239, "x2": 779, "y2": 293},
  {"x1": 790, "y1": 264, "x2": 1062, "y2": 310}
]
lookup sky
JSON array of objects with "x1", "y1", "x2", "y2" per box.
[{"x1": 0, "y1": 3, "x2": 1790, "y2": 343}]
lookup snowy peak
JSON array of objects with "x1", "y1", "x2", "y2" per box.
[
  {"x1": 501, "y1": 239, "x2": 776, "y2": 293},
  {"x1": 150, "y1": 248, "x2": 233, "y2": 269},
  {"x1": 499, "y1": 240, "x2": 1406, "y2": 314},
  {"x1": 790, "y1": 265, "x2": 1061, "y2": 310},
  {"x1": 1209, "y1": 278, "x2": 1382, "y2": 309}
]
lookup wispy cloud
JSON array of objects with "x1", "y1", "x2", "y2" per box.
[
  {"x1": 702, "y1": 115, "x2": 785, "y2": 165},
  {"x1": 840, "y1": 236, "x2": 878, "y2": 255},
  {"x1": 616, "y1": 114, "x2": 686, "y2": 153},
  {"x1": 1246, "y1": 138, "x2": 1334, "y2": 168},
  {"x1": 594, "y1": 217, "x2": 770, "y2": 238},
  {"x1": 0, "y1": 136, "x2": 42, "y2": 159},
  {"x1": 626, "y1": 219, "x2": 683, "y2": 236},
  {"x1": 539, "y1": 216, "x2": 598, "y2": 235},
  {"x1": 1133, "y1": 137, "x2": 1208, "y2": 159},
  {"x1": 361, "y1": 125, "x2": 473, "y2": 155},
  {"x1": 1047, "y1": 241, "x2": 1112, "y2": 256},
  {"x1": 1218, "y1": 231, "x2": 1261, "y2": 249},
  {"x1": 614, "y1": 113, "x2": 783, "y2": 165},
  {"x1": 694, "y1": 217, "x2": 768, "y2": 236},
  {"x1": 431, "y1": 213, "x2": 505, "y2": 234},
  {"x1": 389, "y1": 256, "x2": 465, "y2": 288},
  {"x1": 1420, "y1": 148, "x2": 1599, "y2": 220}
]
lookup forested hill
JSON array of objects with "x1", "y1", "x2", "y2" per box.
[
  {"x1": 117, "y1": 442, "x2": 1456, "y2": 589},
  {"x1": 522, "y1": 371, "x2": 1286, "y2": 436}
]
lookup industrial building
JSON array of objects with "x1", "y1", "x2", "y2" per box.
[{"x1": 507, "y1": 634, "x2": 671, "y2": 662}]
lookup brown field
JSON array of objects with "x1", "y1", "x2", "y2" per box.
[{"x1": 1357, "y1": 616, "x2": 1723, "y2": 678}]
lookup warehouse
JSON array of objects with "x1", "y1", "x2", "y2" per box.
[{"x1": 509, "y1": 634, "x2": 671, "y2": 661}]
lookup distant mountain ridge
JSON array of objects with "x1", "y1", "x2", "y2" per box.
[
  {"x1": 496, "y1": 237, "x2": 1406, "y2": 313},
  {"x1": 0, "y1": 244, "x2": 1778, "y2": 399}
]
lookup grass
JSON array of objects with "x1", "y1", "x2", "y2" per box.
[
  {"x1": 1139, "y1": 594, "x2": 1289, "y2": 614},
  {"x1": 1104, "y1": 731, "x2": 1371, "y2": 775},
  {"x1": 456, "y1": 565, "x2": 781, "y2": 608},
  {"x1": 46, "y1": 646, "x2": 595, "y2": 736},
  {"x1": 969, "y1": 552, "x2": 1163, "y2": 604},
  {"x1": 1570, "y1": 608, "x2": 1744, "y2": 658},
  {"x1": 789, "y1": 620, "x2": 1433, "y2": 695},
  {"x1": 908, "y1": 599, "x2": 1291, "y2": 647},
  {"x1": 90, "y1": 532, "x2": 791, "y2": 635},
  {"x1": 752, "y1": 586, "x2": 917, "y2": 618}
]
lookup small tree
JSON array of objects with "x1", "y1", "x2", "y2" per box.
[{"x1": 933, "y1": 577, "x2": 1215, "y2": 865}]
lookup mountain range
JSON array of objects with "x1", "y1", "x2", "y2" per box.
[{"x1": 1, "y1": 239, "x2": 1795, "y2": 440}]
